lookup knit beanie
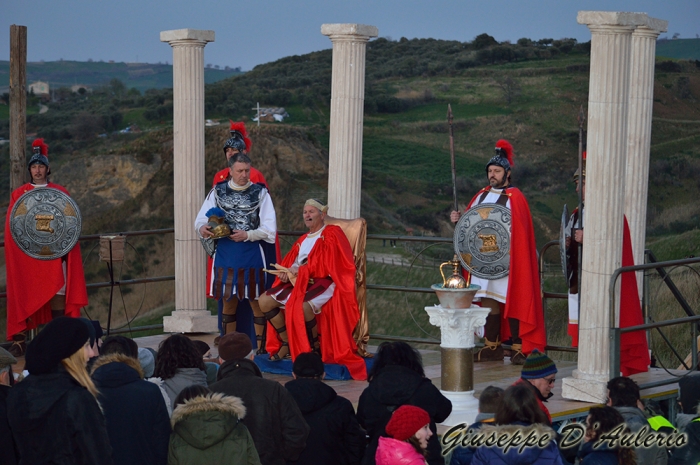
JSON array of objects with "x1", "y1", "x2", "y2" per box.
[
  {"x1": 138, "y1": 348, "x2": 155, "y2": 378},
  {"x1": 293, "y1": 352, "x2": 324, "y2": 378},
  {"x1": 521, "y1": 349, "x2": 558, "y2": 379},
  {"x1": 25, "y1": 317, "x2": 89, "y2": 375},
  {"x1": 385, "y1": 405, "x2": 430, "y2": 441},
  {"x1": 218, "y1": 332, "x2": 253, "y2": 361}
]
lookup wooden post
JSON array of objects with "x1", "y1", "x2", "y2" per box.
[{"x1": 9, "y1": 25, "x2": 27, "y2": 193}]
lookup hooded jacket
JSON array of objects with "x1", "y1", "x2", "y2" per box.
[
  {"x1": 161, "y1": 367, "x2": 208, "y2": 409},
  {"x1": 169, "y1": 392, "x2": 261, "y2": 465},
  {"x1": 614, "y1": 406, "x2": 668, "y2": 465},
  {"x1": 471, "y1": 423, "x2": 564, "y2": 465},
  {"x1": 209, "y1": 358, "x2": 309, "y2": 465},
  {"x1": 375, "y1": 437, "x2": 427, "y2": 465},
  {"x1": 91, "y1": 353, "x2": 171, "y2": 465},
  {"x1": 7, "y1": 366, "x2": 113, "y2": 465},
  {"x1": 285, "y1": 377, "x2": 366, "y2": 465},
  {"x1": 356, "y1": 365, "x2": 452, "y2": 465}
]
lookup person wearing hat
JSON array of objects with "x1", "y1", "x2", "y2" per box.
[
  {"x1": 450, "y1": 140, "x2": 545, "y2": 365},
  {"x1": 209, "y1": 331, "x2": 309, "y2": 465},
  {"x1": 284, "y1": 352, "x2": 366, "y2": 465},
  {"x1": 196, "y1": 152, "x2": 277, "y2": 352},
  {"x1": 207, "y1": 121, "x2": 279, "y2": 352},
  {"x1": 515, "y1": 349, "x2": 558, "y2": 425},
  {"x1": 7, "y1": 317, "x2": 112, "y2": 464},
  {"x1": 375, "y1": 405, "x2": 432, "y2": 465},
  {"x1": 258, "y1": 199, "x2": 367, "y2": 381},
  {"x1": 0, "y1": 346, "x2": 19, "y2": 465},
  {"x1": 4, "y1": 138, "x2": 88, "y2": 356}
]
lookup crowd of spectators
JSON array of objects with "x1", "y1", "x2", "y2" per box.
[{"x1": 4, "y1": 325, "x2": 700, "y2": 465}]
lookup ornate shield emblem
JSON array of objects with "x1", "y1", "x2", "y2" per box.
[
  {"x1": 560, "y1": 204, "x2": 569, "y2": 278},
  {"x1": 453, "y1": 203, "x2": 511, "y2": 279},
  {"x1": 10, "y1": 188, "x2": 82, "y2": 260}
]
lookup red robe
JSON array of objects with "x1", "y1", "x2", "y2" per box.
[
  {"x1": 265, "y1": 225, "x2": 367, "y2": 381},
  {"x1": 465, "y1": 186, "x2": 547, "y2": 355},
  {"x1": 5, "y1": 183, "x2": 88, "y2": 339}
]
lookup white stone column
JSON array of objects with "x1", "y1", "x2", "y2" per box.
[
  {"x1": 161, "y1": 29, "x2": 218, "y2": 333},
  {"x1": 425, "y1": 304, "x2": 490, "y2": 426},
  {"x1": 624, "y1": 19, "x2": 667, "y2": 297},
  {"x1": 321, "y1": 24, "x2": 378, "y2": 219},
  {"x1": 562, "y1": 12, "x2": 636, "y2": 402}
]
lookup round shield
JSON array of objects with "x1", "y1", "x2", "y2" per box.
[
  {"x1": 560, "y1": 204, "x2": 569, "y2": 278},
  {"x1": 453, "y1": 203, "x2": 511, "y2": 279},
  {"x1": 10, "y1": 188, "x2": 82, "y2": 260}
]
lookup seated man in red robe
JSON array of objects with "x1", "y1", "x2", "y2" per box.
[
  {"x1": 258, "y1": 199, "x2": 367, "y2": 381},
  {"x1": 5, "y1": 139, "x2": 88, "y2": 356}
]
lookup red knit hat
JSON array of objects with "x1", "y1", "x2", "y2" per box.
[{"x1": 385, "y1": 405, "x2": 430, "y2": 441}]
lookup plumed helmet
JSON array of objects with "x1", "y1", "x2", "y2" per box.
[
  {"x1": 223, "y1": 121, "x2": 252, "y2": 156},
  {"x1": 27, "y1": 138, "x2": 50, "y2": 171},
  {"x1": 486, "y1": 139, "x2": 514, "y2": 173},
  {"x1": 572, "y1": 151, "x2": 587, "y2": 181}
]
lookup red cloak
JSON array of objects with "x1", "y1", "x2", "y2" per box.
[
  {"x1": 619, "y1": 218, "x2": 650, "y2": 376},
  {"x1": 5, "y1": 183, "x2": 88, "y2": 339},
  {"x1": 265, "y1": 225, "x2": 367, "y2": 381},
  {"x1": 465, "y1": 186, "x2": 546, "y2": 354}
]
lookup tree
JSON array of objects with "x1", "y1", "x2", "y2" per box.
[
  {"x1": 473, "y1": 33, "x2": 498, "y2": 50},
  {"x1": 493, "y1": 76, "x2": 522, "y2": 105}
]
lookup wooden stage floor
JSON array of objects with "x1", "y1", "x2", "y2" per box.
[{"x1": 11, "y1": 332, "x2": 684, "y2": 433}]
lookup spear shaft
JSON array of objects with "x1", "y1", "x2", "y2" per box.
[{"x1": 448, "y1": 104, "x2": 458, "y2": 213}]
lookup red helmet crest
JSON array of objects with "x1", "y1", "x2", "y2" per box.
[{"x1": 229, "y1": 121, "x2": 252, "y2": 152}]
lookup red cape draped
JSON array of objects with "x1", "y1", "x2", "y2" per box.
[
  {"x1": 206, "y1": 167, "x2": 279, "y2": 297},
  {"x1": 619, "y1": 218, "x2": 650, "y2": 376},
  {"x1": 265, "y1": 225, "x2": 367, "y2": 380},
  {"x1": 465, "y1": 186, "x2": 546, "y2": 354},
  {"x1": 5, "y1": 184, "x2": 88, "y2": 339}
]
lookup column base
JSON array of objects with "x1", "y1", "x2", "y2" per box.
[
  {"x1": 163, "y1": 310, "x2": 218, "y2": 333},
  {"x1": 561, "y1": 369, "x2": 608, "y2": 403},
  {"x1": 439, "y1": 390, "x2": 480, "y2": 426}
]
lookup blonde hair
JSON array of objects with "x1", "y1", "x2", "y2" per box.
[{"x1": 61, "y1": 343, "x2": 99, "y2": 398}]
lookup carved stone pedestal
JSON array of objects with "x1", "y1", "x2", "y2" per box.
[{"x1": 424, "y1": 304, "x2": 490, "y2": 426}]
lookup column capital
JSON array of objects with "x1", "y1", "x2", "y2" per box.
[
  {"x1": 424, "y1": 305, "x2": 490, "y2": 349},
  {"x1": 160, "y1": 29, "x2": 215, "y2": 45},
  {"x1": 577, "y1": 11, "x2": 667, "y2": 34},
  {"x1": 321, "y1": 23, "x2": 378, "y2": 41}
]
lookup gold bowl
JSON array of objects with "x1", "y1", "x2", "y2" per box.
[{"x1": 430, "y1": 284, "x2": 481, "y2": 309}]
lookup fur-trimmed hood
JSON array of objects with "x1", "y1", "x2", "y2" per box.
[
  {"x1": 91, "y1": 353, "x2": 144, "y2": 378},
  {"x1": 472, "y1": 422, "x2": 562, "y2": 465},
  {"x1": 170, "y1": 393, "x2": 247, "y2": 450}
]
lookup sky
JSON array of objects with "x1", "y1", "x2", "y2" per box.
[{"x1": 2, "y1": 0, "x2": 699, "y2": 71}]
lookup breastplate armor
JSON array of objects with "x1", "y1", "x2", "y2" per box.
[{"x1": 214, "y1": 182, "x2": 263, "y2": 231}]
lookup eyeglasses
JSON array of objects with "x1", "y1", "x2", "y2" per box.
[{"x1": 543, "y1": 377, "x2": 556, "y2": 385}]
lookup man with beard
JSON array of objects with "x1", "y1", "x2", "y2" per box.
[{"x1": 450, "y1": 140, "x2": 545, "y2": 364}]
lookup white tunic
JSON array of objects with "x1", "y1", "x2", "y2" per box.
[{"x1": 471, "y1": 188, "x2": 511, "y2": 304}]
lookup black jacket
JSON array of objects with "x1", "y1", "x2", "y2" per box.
[
  {"x1": 356, "y1": 365, "x2": 452, "y2": 465},
  {"x1": 91, "y1": 354, "x2": 171, "y2": 465},
  {"x1": 7, "y1": 366, "x2": 113, "y2": 465},
  {"x1": 209, "y1": 358, "x2": 310, "y2": 465},
  {"x1": 285, "y1": 377, "x2": 366, "y2": 465},
  {"x1": 670, "y1": 417, "x2": 700, "y2": 465},
  {"x1": 0, "y1": 384, "x2": 19, "y2": 465}
]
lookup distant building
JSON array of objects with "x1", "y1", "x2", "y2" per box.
[
  {"x1": 252, "y1": 107, "x2": 290, "y2": 122},
  {"x1": 28, "y1": 81, "x2": 49, "y2": 96}
]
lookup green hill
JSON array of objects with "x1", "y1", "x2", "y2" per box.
[
  {"x1": 656, "y1": 38, "x2": 700, "y2": 60},
  {"x1": 0, "y1": 60, "x2": 242, "y2": 93}
]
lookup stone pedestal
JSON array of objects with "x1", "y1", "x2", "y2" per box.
[
  {"x1": 624, "y1": 21, "x2": 667, "y2": 297},
  {"x1": 563, "y1": 12, "x2": 665, "y2": 402},
  {"x1": 161, "y1": 29, "x2": 217, "y2": 333},
  {"x1": 424, "y1": 304, "x2": 490, "y2": 426},
  {"x1": 321, "y1": 24, "x2": 377, "y2": 219}
]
